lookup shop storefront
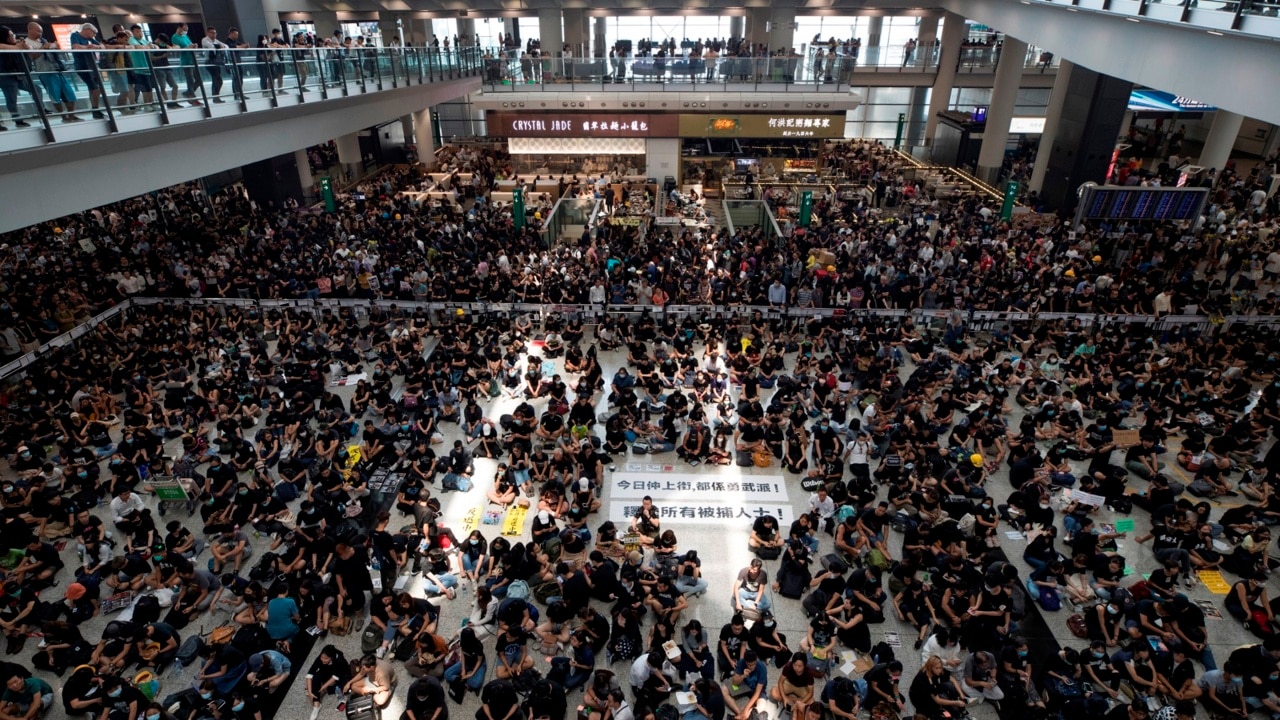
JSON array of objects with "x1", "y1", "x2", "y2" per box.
[{"x1": 487, "y1": 110, "x2": 847, "y2": 183}]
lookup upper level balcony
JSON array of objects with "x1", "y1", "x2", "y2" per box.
[
  {"x1": 478, "y1": 41, "x2": 1060, "y2": 93},
  {"x1": 0, "y1": 46, "x2": 482, "y2": 153},
  {"x1": 1028, "y1": 0, "x2": 1280, "y2": 36}
]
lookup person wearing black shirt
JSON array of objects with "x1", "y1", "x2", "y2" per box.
[{"x1": 403, "y1": 676, "x2": 447, "y2": 720}]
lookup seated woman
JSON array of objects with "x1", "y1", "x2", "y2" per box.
[{"x1": 487, "y1": 465, "x2": 518, "y2": 507}]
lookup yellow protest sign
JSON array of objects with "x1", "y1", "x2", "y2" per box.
[
  {"x1": 1197, "y1": 570, "x2": 1232, "y2": 595},
  {"x1": 502, "y1": 503, "x2": 529, "y2": 536}
]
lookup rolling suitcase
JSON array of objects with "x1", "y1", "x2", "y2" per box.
[{"x1": 345, "y1": 694, "x2": 380, "y2": 720}]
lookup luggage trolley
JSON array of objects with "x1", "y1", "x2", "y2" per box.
[{"x1": 146, "y1": 475, "x2": 199, "y2": 516}]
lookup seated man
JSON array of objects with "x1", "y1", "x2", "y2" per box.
[
  {"x1": 731, "y1": 559, "x2": 772, "y2": 617},
  {"x1": 721, "y1": 650, "x2": 768, "y2": 720},
  {"x1": 748, "y1": 514, "x2": 784, "y2": 558},
  {"x1": 344, "y1": 653, "x2": 397, "y2": 708}
]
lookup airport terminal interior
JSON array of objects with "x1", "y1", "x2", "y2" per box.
[{"x1": 0, "y1": 4, "x2": 1278, "y2": 720}]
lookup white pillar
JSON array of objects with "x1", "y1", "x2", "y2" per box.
[
  {"x1": 336, "y1": 133, "x2": 361, "y2": 177},
  {"x1": 747, "y1": 8, "x2": 768, "y2": 49},
  {"x1": 538, "y1": 8, "x2": 563, "y2": 53},
  {"x1": 865, "y1": 15, "x2": 883, "y2": 64},
  {"x1": 563, "y1": 9, "x2": 585, "y2": 55},
  {"x1": 729, "y1": 15, "x2": 744, "y2": 44},
  {"x1": 311, "y1": 10, "x2": 340, "y2": 41},
  {"x1": 915, "y1": 13, "x2": 938, "y2": 68},
  {"x1": 295, "y1": 148, "x2": 313, "y2": 190},
  {"x1": 976, "y1": 36, "x2": 1028, "y2": 184},
  {"x1": 769, "y1": 7, "x2": 796, "y2": 53},
  {"x1": 413, "y1": 108, "x2": 435, "y2": 164},
  {"x1": 457, "y1": 19, "x2": 476, "y2": 46},
  {"x1": 924, "y1": 11, "x2": 965, "y2": 146},
  {"x1": 593, "y1": 17, "x2": 606, "y2": 58},
  {"x1": 1198, "y1": 110, "x2": 1244, "y2": 173},
  {"x1": 1029, "y1": 59, "x2": 1073, "y2": 193}
]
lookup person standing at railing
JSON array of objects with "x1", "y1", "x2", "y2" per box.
[
  {"x1": 0, "y1": 26, "x2": 35, "y2": 130},
  {"x1": 224, "y1": 27, "x2": 247, "y2": 97},
  {"x1": 704, "y1": 46, "x2": 717, "y2": 82},
  {"x1": 151, "y1": 34, "x2": 181, "y2": 110},
  {"x1": 267, "y1": 29, "x2": 288, "y2": 92},
  {"x1": 24, "y1": 22, "x2": 84, "y2": 122},
  {"x1": 169, "y1": 23, "x2": 200, "y2": 104},
  {"x1": 200, "y1": 27, "x2": 229, "y2": 102},
  {"x1": 100, "y1": 24, "x2": 132, "y2": 109},
  {"x1": 125, "y1": 24, "x2": 157, "y2": 112},
  {"x1": 68, "y1": 24, "x2": 106, "y2": 119},
  {"x1": 291, "y1": 32, "x2": 312, "y2": 88}
]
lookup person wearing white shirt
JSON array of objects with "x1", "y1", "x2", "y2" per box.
[
  {"x1": 920, "y1": 627, "x2": 964, "y2": 677},
  {"x1": 109, "y1": 488, "x2": 145, "y2": 529},
  {"x1": 809, "y1": 488, "x2": 836, "y2": 534}
]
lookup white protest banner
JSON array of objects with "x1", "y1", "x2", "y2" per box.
[{"x1": 610, "y1": 472, "x2": 789, "y2": 502}]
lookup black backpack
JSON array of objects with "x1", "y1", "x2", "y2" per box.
[
  {"x1": 870, "y1": 641, "x2": 895, "y2": 665},
  {"x1": 133, "y1": 595, "x2": 161, "y2": 626}
]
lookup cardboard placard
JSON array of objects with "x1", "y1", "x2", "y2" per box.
[{"x1": 1112, "y1": 429, "x2": 1142, "y2": 447}]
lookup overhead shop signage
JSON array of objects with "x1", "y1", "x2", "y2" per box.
[
  {"x1": 678, "y1": 114, "x2": 846, "y2": 139},
  {"x1": 488, "y1": 112, "x2": 679, "y2": 137},
  {"x1": 1127, "y1": 89, "x2": 1216, "y2": 113}
]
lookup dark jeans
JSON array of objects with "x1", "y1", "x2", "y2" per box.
[{"x1": 0, "y1": 75, "x2": 20, "y2": 115}]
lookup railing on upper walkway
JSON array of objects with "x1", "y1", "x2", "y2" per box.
[
  {"x1": 477, "y1": 42, "x2": 1059, "y2": 92},
  {"x1": 0, "y1": 46, "x2": 483, "y2": 150},
  {"x1": 1033, "y1": 0, "x2": 1280, "y2": 32}
]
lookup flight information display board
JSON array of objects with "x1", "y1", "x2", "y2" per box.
[{"x1": 1076, "y1": 185, "x2": 1208, "y2": 223}]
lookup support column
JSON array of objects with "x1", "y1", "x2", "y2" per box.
[
  {"x1": 310, "y1": 11, "x2": 339, "y2": 41},
  {"x1": 915, "y1": 13, "x2": 938, "y2": 68},
  {"x1": 295, "y1": 148, "x2": 314, "y2": 192},
  {"x1": 242, "y1": 153, "x2": 305, "y2": 208},
  {"x1": 199, "y1": 0, "x2": 271, "y2": 44},
  {"x1": 729, "y1": 15, "x2": 744, "y2": 44},
  {"x1": 904, "y1": 86, "x2": 929, "y2": 149},
  {"x1": 563, "y1": 9, "x2": 586, "y2": 56},
  {"x1": 924, "y1": 11, "x2": 965, "y2": 146},
  {"x1": 538, "y1": 7, "x2": 562, "y2": 53},
  {"x1": 412, "y1": 108, "x2": 435, "y2": 164},
  {"x1": 1039, "y1": 66, "x2": 1133, "y2": 212},
  {"x1": 457, "y1": 18, "x2": 475, "y2": 46},
  {"x1": 768, "y1": 7, "x2": 796, "y2": 53},
  {"x1": 377, "y1": 17, "x2": 400, "y2": 46},
  {"x1": 1029, "y1": 59, "x2": 1073, "y2": 193},
  {"x1": 865, "y1": 16, "x2": 883, "y2": 65},
  {"x1": 747, "y1": 8, "x2": 768, "y2": 50},
  {"x1": 976, "y1": 36, "x2": 1027, "y2": 184},
  {"x1": 336, "y1": 132, "x2": 362, "y2": 177},
  {"x1": 593, "y1": 16, "x2": 606, "y2": 58},
  {"x1": 504, "y1": 18, "x2": 518, "y2": 46},
  {"x1": 1198, "y1": 110, "x2": 1244, "y2": 173}
]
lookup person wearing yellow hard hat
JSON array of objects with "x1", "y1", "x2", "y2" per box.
[{"x1": 970, "y1": 453, "x2": 984, "y2": 467}]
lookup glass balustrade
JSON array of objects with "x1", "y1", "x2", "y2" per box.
[
  {"x1": 0, "y1": 46, "x2": 482, "y2": 147},
  {"x1": 476, "y1": 40, "x2": 1058, "y2": 91}
]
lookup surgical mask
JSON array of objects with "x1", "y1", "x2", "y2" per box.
[
  {"x1": 233, "y1": 702, "x2": 245, "y2": 712},
  {"x1": 147, "y1": 714, "x2": 161, "y2": 720},
  {"x1": 1233, "y1": 677, "x2": 1244, "y2": 685},
  {"x1": 1092, "y1": 651, "x2": 1105, "y2": 659},
  {"x1": 1018, "y1": 650, "x2": 1028, "y2": 658},
  {"x1": 109, "y1": 689, "x2": 122, "y2": 698},
  {"x1": 200, "y1": 693, "x2": 213, "y2": 701}
]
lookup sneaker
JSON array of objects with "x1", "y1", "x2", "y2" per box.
[
  {"x1": 92, "y1": 111, "x2": 105, "y2": 119},
  {"x1": 15, "y1": 120, "x2": 31, "y2": 127},
  {"x1": 375, "y1": 646, "x2": 386, "y2": 659},
  {"x1": 309, "y1": 707, "x2": 321, "y2": 720}
]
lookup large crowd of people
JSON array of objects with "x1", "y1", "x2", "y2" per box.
[{"x1": 0, "y1": 138, "x2": 1277, "y2": 720}]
